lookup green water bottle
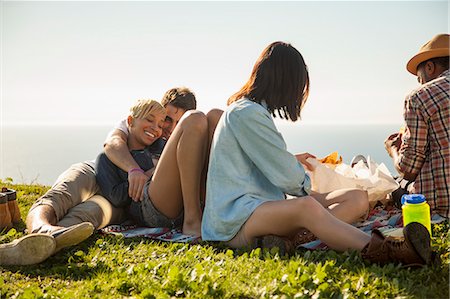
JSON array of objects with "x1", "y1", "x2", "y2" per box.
[{"x1": 401, "y1": 194, "x2": 432, "y2": 236}]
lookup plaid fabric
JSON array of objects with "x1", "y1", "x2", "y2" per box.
[
  {"x1": 299, "y1": 206, "x2": 447, "y2": 251},
  {"x1": 399, "y1": 70, "x2": 450, "y2": 217}
]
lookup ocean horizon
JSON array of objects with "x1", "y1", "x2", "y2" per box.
[{"x1": 1, "y1": 123, "x2": 402, "y2": 186}]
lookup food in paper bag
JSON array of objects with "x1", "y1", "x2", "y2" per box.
[
  {"x1": 318, "y1": 152, "x2": 342, "y2": 169},
  {"x1": 307, "y1": 156, "x2": 398, "y2": 206}
]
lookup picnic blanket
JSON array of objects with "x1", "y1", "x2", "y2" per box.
[
  {"x1": 300, "y1": 206, "x2": 447, "y2": 250},
  {"x1": 100, "y1": 205, "x2": 447, "y2": 249},
  {"x1": 100, "y1": 225, "x2": 200, "y2": 243}
]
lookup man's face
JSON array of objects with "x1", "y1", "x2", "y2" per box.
[
  {"x1": 162, "y1": 104, "x2": 186, "y2": 140},
  {"x1": 416, "y1": 65, "x2": 430, "y2": 85}
]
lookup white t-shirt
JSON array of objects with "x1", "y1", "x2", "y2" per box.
[{"x1": 105, "y1": 119, "x2": 129, "y2": 143}]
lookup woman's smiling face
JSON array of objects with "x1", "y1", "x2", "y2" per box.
[{"x1": 129, "y1": 112, "x2": 165, "y2": 148}]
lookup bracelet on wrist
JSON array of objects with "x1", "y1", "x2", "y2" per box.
[{"x1": 128, "y1": 168, "x2": 144, "y2": 175}]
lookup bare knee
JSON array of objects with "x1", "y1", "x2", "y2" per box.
[
  {"x1": 206, "y1": 109, "x2": 224, "y2": 145},
  {"x1": 349, "y1": 189, "x2": 369, "y2": 216},
  {"x1": 180, "y1": 110, "x2": 208, "y2": 134},
  {"x1": 293, "y1": 196, "x2": 328, "y2": 226},
  {"x1": 206, "y1": 109, "x2": 223, "y2": 129}
]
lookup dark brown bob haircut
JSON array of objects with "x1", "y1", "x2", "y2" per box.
[{"x1": 227, "y1": 41, "x2": 309, "y2": 122}]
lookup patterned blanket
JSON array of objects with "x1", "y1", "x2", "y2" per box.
[
  {"x1": 100, "y1": 205, "x2": 447, "y2": 248},
  {"x1": 100, "y1": 225, "x2": 200, "y2": 243},
  {"x1": 300, "y1": 206, "x2": 446, "y2": 250}
]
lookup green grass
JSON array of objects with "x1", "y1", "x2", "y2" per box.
[{"x1": 0, "y1": 181, "x2": 449, "y2": 298}]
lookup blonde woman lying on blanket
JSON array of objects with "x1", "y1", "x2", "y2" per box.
[
  {"x1": 201, "y1": 41, "x2": 433, "y2": 266},
  {"x1": 95, "y1": 99, "x2": 206, "y2": 239},
  {"x1": 0, "y1": 88, "x2": 223, "y2": 265}
]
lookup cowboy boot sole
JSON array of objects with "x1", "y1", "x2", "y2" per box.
[
  {"x1": 403, "y1": 222, "x2": 432, "y2": 265},
  {"x1": 0, "y1": 234, "x2": 56, "y2": 265}
]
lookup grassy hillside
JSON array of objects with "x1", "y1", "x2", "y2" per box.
[{"x1": 0, "y1": 181, "x2": 449, "y2": 298}]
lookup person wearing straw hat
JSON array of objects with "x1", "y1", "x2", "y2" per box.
[{"x1": 385, "y1": 34, "x2": 449, "y2": 218}]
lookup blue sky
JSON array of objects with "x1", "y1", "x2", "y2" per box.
[{"x1": 1, "y1": 1, "x2": 448, "y2": 126}]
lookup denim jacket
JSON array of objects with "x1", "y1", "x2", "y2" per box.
[{"x1": 202, "y1": 98, "x2": 311, "y2": 241}]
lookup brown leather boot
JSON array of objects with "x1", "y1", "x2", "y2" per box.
[
  {"x1": 257, "y1": 235, "x2": 295, "y2": 256},
  {"x1": 291, "y1": 228, "x2": 317, "y2": 247},
  {"x1": 0, "y1": 193, "x2": 12, "y2": 230},
  {"x1": 361, "y1": 222, "x2": 432, "y2": 266},
  {"x1": 2, "y1": 188, "x2": 21, "y2": 224}
]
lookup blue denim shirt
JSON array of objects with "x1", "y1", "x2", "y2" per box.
[{"x1": 202, "y1": 98, "x2": 311, "y2": 241}]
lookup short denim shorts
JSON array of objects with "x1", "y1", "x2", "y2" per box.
[{"x1": 140, "y1": 180, "x2": 183, "y2": 229}]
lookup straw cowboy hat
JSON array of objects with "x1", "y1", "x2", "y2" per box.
[{"x1": 406, "y1": 34, "x2": 450, "y2": 75}]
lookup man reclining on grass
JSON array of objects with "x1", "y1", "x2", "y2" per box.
[{"x1": 0, "y1": 87, "x2": 222, "y2": 265}]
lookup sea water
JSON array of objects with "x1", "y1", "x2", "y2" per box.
[{"x1": 0, "y1": 123, "x2": 401, "y2": 186}]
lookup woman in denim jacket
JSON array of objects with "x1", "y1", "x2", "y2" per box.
[{"x1": 201, "y1": 42, "x2": 432, "y2": 266}]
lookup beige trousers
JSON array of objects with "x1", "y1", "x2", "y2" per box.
[{"x1": 30, "y1": 162, "x2": 126, "y2": 229}]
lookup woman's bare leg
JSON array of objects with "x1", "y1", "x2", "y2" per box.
[
  {"x1": 206, "y1": 109, "x2": 224, "y2": 148},
  {"x1": 148, "y1": 111, "x2": 208, "y2": 237},
  {"x1": 310, "y1": 188, "x2": 369, "y2": 224},
  {"x1": 229, "y1": 196, "x2": 370, "y2": 251},
  {"x1": 200, "y1": 109, "x2": 224, "y2": 206}
]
